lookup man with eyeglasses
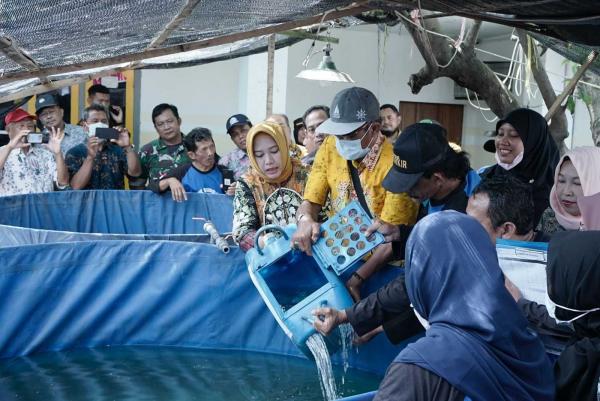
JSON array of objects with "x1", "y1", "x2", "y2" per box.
[
  {"x1": 218, "y1": 114, "x2": 252, "y2": 181},
  {"x1": 292, "y1": 87, "x2": 418, "y2": 301},
  {"x1": 134, "y1": 103, "x2": 190, "y2": 188},
  {"x1": 36, "y1": 93, "x2": 87, "y2": 155},
  {"x1": 301, "y1": 105, "x2": 329, "y2": 166}
]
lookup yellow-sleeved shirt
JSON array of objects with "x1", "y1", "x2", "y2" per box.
[{"x1": 304, "y1": 134, "x2": 418, "y2": 225}]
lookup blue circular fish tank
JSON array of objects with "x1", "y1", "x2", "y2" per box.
[{"x1": 0, "y1": 191, "x2": 405, "y2": 400}]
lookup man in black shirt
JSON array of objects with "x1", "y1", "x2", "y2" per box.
[
  {"x1": 366, "y1": 122, "x2": 479, "y2": 260},
  {"x1": 313, "y1": 168, "x2": 552, "y2": 347}
]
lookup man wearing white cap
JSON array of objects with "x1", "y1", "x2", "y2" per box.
[{"x1": 292, "y1": 87, "x2": 418, "y2": 301}]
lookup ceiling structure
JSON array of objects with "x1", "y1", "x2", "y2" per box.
[{"x1": 0, "y1": 0, "x2": 598, "y2": 102}]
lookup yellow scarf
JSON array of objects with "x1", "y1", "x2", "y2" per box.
[{"x1": 246, "y1": 121, "x2": 293, "y2": 185}]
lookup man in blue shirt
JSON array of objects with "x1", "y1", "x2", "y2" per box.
[{"x1": 148, "y1": 128, "x2": 234, "y2": 201}]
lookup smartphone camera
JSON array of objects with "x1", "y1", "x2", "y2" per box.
[{"x1": 25, "y1": 132, "x2": 48, "y2": 144}]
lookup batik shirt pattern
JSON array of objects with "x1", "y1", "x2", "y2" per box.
[
  {"x1": 0, "y1": 146, "x2": 57, "y2": 196},
  {"x1": 232, "y1": 161, "x2": 309, "y2": 251},
  {"x1": 66, "y1": 143, "x2": 128, "y2": 189},
  {"x1": 218, "y1": 148, "x2": 250, "y2": 181},
  {"x1": 303, "y1": 134, "x2": 418, "y2": 225},
  {"x1": 61, "y1": 124, "x2": 88, "y2": 156}
]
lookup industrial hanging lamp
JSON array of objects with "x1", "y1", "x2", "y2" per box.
[{"x1": 296, "y1": 43, "x2": 354, "y2": 83}]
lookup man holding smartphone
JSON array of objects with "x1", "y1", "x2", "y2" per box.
[
  {"x1": 0, "y1": 108, "x2": 68, "y2": 196},
  {"x1": 87, "y1": 84, "x2": 123, "y2": 127},
  {"x1": 66, "y1": 104, "x2": 141, "y2": 189}
]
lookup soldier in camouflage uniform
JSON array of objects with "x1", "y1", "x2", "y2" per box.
[{"x1": 131, "y1": 103, "x2": 190, "y2": 189}]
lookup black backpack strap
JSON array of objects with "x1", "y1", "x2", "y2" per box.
[{"x1": 348, "y1": 160, "x2": 373, "y2": 219}]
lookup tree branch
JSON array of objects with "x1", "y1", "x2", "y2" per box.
[
  {"x1": 408, "y1": 65, "x2": 436, "y2": 94},
  {"x1": 464, "y1": 20, "x2": 481, "y2": 50},
  {"x1": 400, "y1": 14, "x2": 518, "y2": 117},
  {"x1": 517, "y1": 29, "x2": 569, "y2": 152}
]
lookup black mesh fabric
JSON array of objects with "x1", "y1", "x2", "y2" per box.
[{"x1": 1, "y1": 0, "x2": 599, "y2": 98}]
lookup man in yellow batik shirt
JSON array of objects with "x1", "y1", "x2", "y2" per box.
[{"x1": 292, "y1": 87, "x2": 417, "y2": 301}]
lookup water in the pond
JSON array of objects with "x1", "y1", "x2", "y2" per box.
[{"x1": 0, "y1": 346, "x2": 380, "y2": 401}]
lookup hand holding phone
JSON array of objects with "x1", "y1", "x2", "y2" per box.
[
  {"x1": 25, "y1": 131, "x2": 49, "y2": 144},
  {"x1": 222, "y1": 168, "x2": 235, "y2": 194},
  {"x1": 95, "y1": 127, "x2": 120, "y2": 141}
]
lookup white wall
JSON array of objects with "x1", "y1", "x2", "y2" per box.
[
  {"x1": 137, "y1": 22, "x2": 595, "y2": 164},
  {"x1": 138, "y1": 47, "x2": 289, "y2": 154},
  {"x1": 139, "y1": 57, "x2": 243, "y2": 153}
]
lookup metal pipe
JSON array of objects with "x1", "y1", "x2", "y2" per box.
[{"x1": 203, "y1": 221, "x2": 230, "y2": 254}]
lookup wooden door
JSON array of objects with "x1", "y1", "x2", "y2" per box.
[{"x1": 399, "y1": 101, "x2": 464, "y2": 145}]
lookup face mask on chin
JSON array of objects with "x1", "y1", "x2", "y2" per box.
[
  {"x1": 495, "y1": 150, "x2": 524, "y2": 170},
  {"x1": 335, "y1": 123, "x2": 373, "y2": 161}
]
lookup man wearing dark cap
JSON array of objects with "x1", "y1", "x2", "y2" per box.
[
  {"x1": 368, "y1": 122, "x2": 481, "y2": 258},
  {"x1": 218, "y1": 114, "x2": 252, "y2": 181},
  {"x1": 0, "y1": 108, "x2": 68, "y2": 196},
  {"x1": 36, "y1": 92, "x2": 87, "y2": 155},
  {"x1": 292, "y1": 87, "x2": 418, "y2": 301}
]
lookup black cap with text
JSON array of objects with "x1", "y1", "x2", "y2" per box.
[{"x1": 382, "y1": 123, "x2": 453, "y2": 193}]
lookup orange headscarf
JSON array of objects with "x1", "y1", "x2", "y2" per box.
[{"x1": 246, "y1": 121, "x2": 293, "y2": 185}]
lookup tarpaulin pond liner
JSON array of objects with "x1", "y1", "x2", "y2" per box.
[
  {"x1": 0, "y1": 190, "x2": 233, "y2": 245},
  {"x1": 0, "y1": 240, "x2": 403, "y2": 374}
]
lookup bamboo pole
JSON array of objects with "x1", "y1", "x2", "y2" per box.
[
  {"x1": 0, "y1": 67, "x2": 130, "y2": 104},
  {"x1": 545, "y1": 50, "x2": 599, "y2": 121},
  {"x1": 266, "y1": 34, "x2": 276, "y2": 116}
]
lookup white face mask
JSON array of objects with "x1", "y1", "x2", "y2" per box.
[
  {"x1": 495, "y1": 150, "x2": 524, "y2": 170},
  {"x1": 87, "y1": 122, "x2": 109, "y2": 137},
  {"x1": 545, "y1": 293, "x2": 600, "y2": 325},
  {"x1": 411, "y1": 304, "x2": 430, "y2": 330},
  {"x1": 335, "y1": 124, "x2": 373, "y2": 161}
]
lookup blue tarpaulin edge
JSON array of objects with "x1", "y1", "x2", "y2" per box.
[
  {"x1": 0, "y1": 190, "x2": 233, "y2": 235},
  {"x1": 0, "y1": 239, "x2": 402, "y2": 377}
]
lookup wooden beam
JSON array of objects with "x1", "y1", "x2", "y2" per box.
[
  {"x1": 0, "y1": 36, "x2": 40, "y2": 71},
  {"x1": 0, "y1": 2, "x2": 371, "y2": 84},
  {"x1": 130, "y1": 0, "x2": 202, "y2": 68},
  {"x1": 0, "y1": 67, "x2": 131, "y2": 104},
  {"x1": 147, "y1": 0, "x2": 202, "y2": 49},
  {"x1": 0, "y1": 35, "x2": 50, "y2": 83},
  {"x1": 545, "y1": 50, "x2": 599, "y2": 121},
  {"x1": 279, "y1": 30, "x2": 339, "y2": 44}
]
